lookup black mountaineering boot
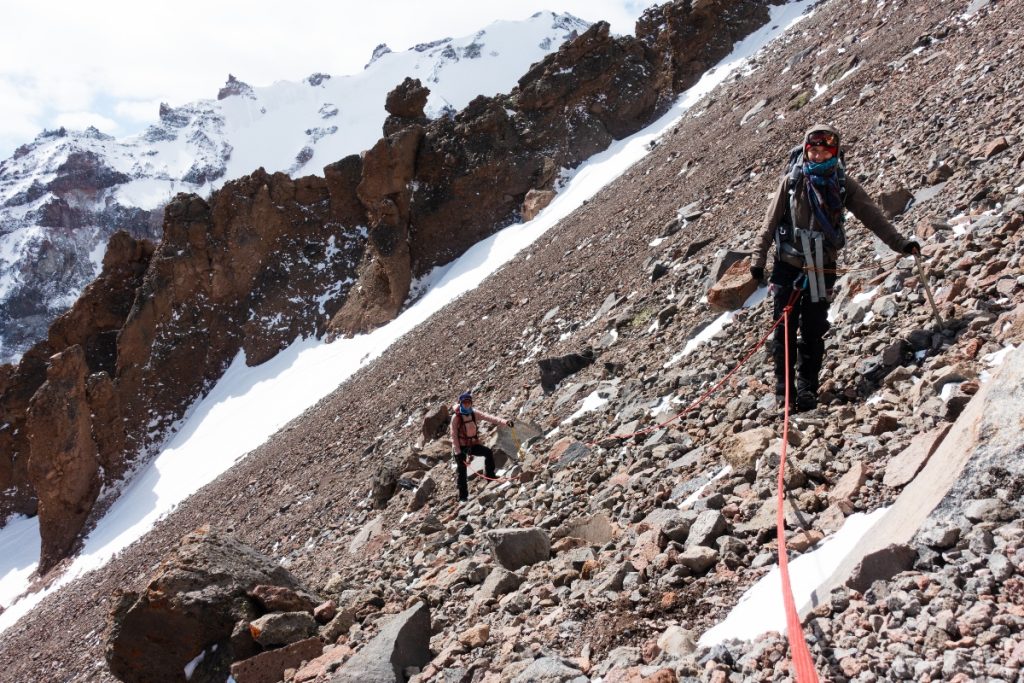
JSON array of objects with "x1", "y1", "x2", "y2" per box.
[{"x1": 795, "y1": 377, "x2": 818, "y2": 412}]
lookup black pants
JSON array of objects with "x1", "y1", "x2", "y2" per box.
[
  {"x1": 770, "y1": 261, "x2": 834, "y2": 397},
  {"x1": 454, "y1": 445, "x2": 496, "y2": 500}
]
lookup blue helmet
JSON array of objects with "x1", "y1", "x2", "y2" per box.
[{"x1": 458, "y1": 391, "x2": 473, "y2": 403}]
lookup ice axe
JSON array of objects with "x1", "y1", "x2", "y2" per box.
[{"x1": 914, "y1": 252, "x2": 944, "y2": 329}]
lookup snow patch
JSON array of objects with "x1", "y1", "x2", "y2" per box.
[
  {"x1": 664, "y1": 286, "x2": 768, "y2": 367},
  {"x1": 699, "y1": 506, "x2": 889, "y2": 646},
  {"x1": 562, "y1": 390, "x2": 609, "y2": 424}
]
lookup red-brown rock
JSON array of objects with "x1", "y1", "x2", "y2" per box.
[
  {"x1": 230, "y1": 636, "x2": 323, "y2": 683},
  {"x1": 523, "y1": 189, "x2": 556, "y2": 221},
  {"x1": 26, "y1": 346, "x2": 101, "y2": 572},
  {"x1": 707, "y1": 258, "x2": 757, "y2": 311}
]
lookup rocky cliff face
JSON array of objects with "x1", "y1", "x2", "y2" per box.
[
  {"x1": 1, "y1": 167, "x2": 366, "y2": 571},
  {"x1": 330, "y1": 1, "x2": 773, "y2": 336}
]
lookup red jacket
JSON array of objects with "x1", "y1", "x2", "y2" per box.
[{"x1": 450, "y1": 407, "x2": 508, "y2": 452}]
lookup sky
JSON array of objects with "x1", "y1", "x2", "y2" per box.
[{"x1": 0, "y1": 0, "x2": 654, "y2": 160}]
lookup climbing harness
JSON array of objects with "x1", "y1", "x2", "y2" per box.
[{"x1": 794, "y1": 227, "x2": 828, "y2": 303}]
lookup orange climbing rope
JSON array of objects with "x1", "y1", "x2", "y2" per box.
[{"x1": 778, "y1": 293, "x2": 821, "y2": 682}]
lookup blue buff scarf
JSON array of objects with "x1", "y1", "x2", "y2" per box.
[
  {"x1": 803, "y1": 157, "x2": 846, "y2": 248},
  {"x1": 459, "y1": 404, "x2": 473, "y2": 416}
]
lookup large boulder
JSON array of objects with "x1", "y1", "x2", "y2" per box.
[
  {"x1": 487, "y1": 528, "x2": 552, "y2": 570},
  {"x1": 106, "y1": 527, "x2": 313, "y2": 683},
  {"x1": 328, "y1": 602, "x2": 431, "y2": 683}
]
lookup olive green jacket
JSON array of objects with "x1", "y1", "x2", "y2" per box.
[{"x1": 751, "y1": 173, "x2": 912, "y2": 269}]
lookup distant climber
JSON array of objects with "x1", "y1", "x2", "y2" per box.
[
  {"x1": 450, "y1": 391, "x2": 513, "y2": 501},
  {"x1": 749, "y1": 124, "x2": 920, "y2": 412}
]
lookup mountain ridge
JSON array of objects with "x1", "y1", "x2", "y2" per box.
[{"x1": 0, "y1": 12, "x2": 591, "y2": 363}]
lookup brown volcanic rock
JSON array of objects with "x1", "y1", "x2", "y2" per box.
[
  {"x1": 637, "y1": 0, "x2": 771, "y2": 98},
  {"x1": 0, "y1": 342, "x2": 51, "y2": 518},
  {"x1": 328, "y1": 124, "x2": 421, "y2": 336},
  {"x1": 1, "y1": 167, "x2": 365, "y2": 565},
  {"x1": 117, "y1": 169, "x2": 364, "y2": 455},
  {"x1": 48, "y1": 230, "x2": 155, "y2": 376},
  {"x1": 26, "y1": 345, "x2": 101, "y2": 572},
  {"x1": 0, "y1": 231, "x2": 151, "y2": 525},
  {"x1": 383, "y1": 77, "x2": 430, "y2": 137},
  {"x1": 385, "y1": 77, "x2": 429, "y2": 118},
  {"x1": 515, "y1": 21, "x2": 660, "y2": 140},
  {"x1": 338, "y1": 7, "x2": 773, "y2": 336},
  {"x1": 106, "y1": 526, "x2": 309, "y2": 683}
]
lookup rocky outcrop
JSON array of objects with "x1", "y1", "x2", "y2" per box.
[
  {"x1": 25, "y1": 346, "x2": 100, "y2": 571},
  {"x1": 217, "y1": 74, "x2": 255, "y2": 100},
  {"x1": 106, "y1": 526, "x2": 316, "y2": 683},
  {"x1": 1, "y1": 16, "x2": 585, "y2": 365},
  {"x1": 0, "y1": 168, "x2": 366, "y2": 565},
  {"x1": 330, "y1": 3, "x2": 778, "y2": 336},
  {"x1": 636, "y1": 0, "x2": 771, "y2": 102},
  {"x1": 0, "y1": 231, "x2": 152, "y2": 523}
]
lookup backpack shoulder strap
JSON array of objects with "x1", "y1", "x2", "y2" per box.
[{"x1": 786, "y1": 145, "x2": 804, "y2": 191}]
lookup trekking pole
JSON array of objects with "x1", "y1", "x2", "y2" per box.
[{"x1": 914, "y1": 253, "x2": 944, "y2": 328}]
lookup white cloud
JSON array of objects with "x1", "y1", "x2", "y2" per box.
[
  {"x1": 114, "y1": 99, "x2": 163, "y2": 123},
  {"x1": 0, "y1": 1, "x2": 657, "y2": 159},
  {"x1": 51, "y1": 111, "x2": 118, "y2": 134}
]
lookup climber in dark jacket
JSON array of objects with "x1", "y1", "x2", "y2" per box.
[
  {"x1": 450, "y1": 391, "x2": 513, "y2": 501},
  {"x1": 750, "y1": 124, "x2": 919, "y2": 412}
]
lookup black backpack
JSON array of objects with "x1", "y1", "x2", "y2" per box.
[{"x1": 776, "y1": 145, "x2": 848, "y2": 251}]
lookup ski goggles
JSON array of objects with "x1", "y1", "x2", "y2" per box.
[{"x1": 806, "y1": 131, "x2": 839, "y2": 148}]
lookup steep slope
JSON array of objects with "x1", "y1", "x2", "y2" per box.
[
  {"x1": 0, "y1": 12, "x2": 590, "y2": 363},
  {"x1": 0, "y1": 0, "x2": 775, "y2": 574},
  {"x1": 1, "y1": 0, "x2": 1023, "y2": 680}
]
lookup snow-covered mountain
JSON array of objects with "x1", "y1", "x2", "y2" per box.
[{"x1": 0, "y1": 11, "x2": 589, "y2": 364}]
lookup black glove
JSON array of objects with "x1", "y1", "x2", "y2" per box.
[
  {"x1": 507, "y1": 420, "x2": 514, "y2": 428},
  {"x1": 750, "y1": 265, "x2": 765, "y2": 283},
  {"x1": 903, "y1": 241, "x2": 921, "y2": 256}
]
